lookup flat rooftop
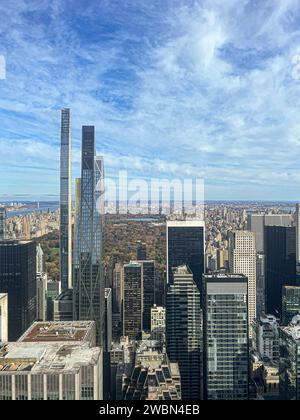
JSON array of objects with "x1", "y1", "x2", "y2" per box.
[
  {"x1": 0, "y1": 342, "x2": 101, "y2": 374},
  {"x1": 18, "y1": 321, "x2": 95, "y2": 343}
]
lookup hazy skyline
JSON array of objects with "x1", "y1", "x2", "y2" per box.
[{"x1": 1, "y1": 0, "x2": 300, "y2": 200}]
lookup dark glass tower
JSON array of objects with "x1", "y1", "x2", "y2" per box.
[
  {"x1": 0, "y1": 208, "x2": 6, "y2": 241},
  {"x1": 202, "y1": 274, "x2": 249, "y2": 400},
  {"x1": 123, "y1": 262, "x2": 143, "y2": 340},
  {"x1": 140, "y1": 260, "x2": 155, "y2": 332},
  {"x1": 0, "y1": 240, "x2": 36, "y2": 341},
  {"x1": 282, "y1": 286, "x2": 300, "y2": 325},
  {"x1": 60, "y1": 108, "x2": 72, "y2": 291},
  {"x1": 73, "y1": 126, "x2": 105, "y2": 345},
  {"x1": 264, "y1": 226, "x2": 296, "y2": 317},
  {"x1": 166, "y1": 265, "x2": 202, "y2": 400},
  {"x1": 167, "y1": 220, "x2": 205, "y2": 290}
]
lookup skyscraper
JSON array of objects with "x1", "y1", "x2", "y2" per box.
[
  {"x1": 166, "y1": 265, "x2": 202, "y2": 400},
  {"x1": 167, "y1": 220, "x2": 205, "y2": 290},
  {"x1": 202, "y1": 273, "x2": 249, "y2": 400},
  {"x1": 60, "y1": 108, "x2": 72, "y2": 292},
  {"x1": 228, "y1": 230, "x2": 256, "y2": 338},
  {"x1": 139, "y1": 260, "x2": 155, "y2": 332},
  {"x1": 264, "y1": 225, "x2": 296, "y2": 317},
  {"x1": 73, "y1": 126, "x2": 105, "y2": 346},
  {"x1": 0, "y1": 241, "x2": 36, "y2": 341},
  {"x1": 282, "y1": 286, "x2": 300, "y2": 325},
  {"x1": 0, "y1": 208, "x2": 6, "y2": 241},
  {"x1": 122, "y1": 262, "x2": 143, "y2": 340},
  {"x1": 136, "y1": 241, "x2": 147, "y2": 260},
  {"x1": 295, "y1": 204, "x2": 300, "y2": 269}
]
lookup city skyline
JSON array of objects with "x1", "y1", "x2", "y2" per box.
[{"x1": 1, "y1": 1, "x2": 300, "y2": 200}]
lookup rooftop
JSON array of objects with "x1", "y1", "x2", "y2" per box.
[
  {"x1": 0, "y1": 342, "x2": 101, "y2": 374},
  {"x1": 18, "y1": 321, "x2": 95, "y2": 343}
]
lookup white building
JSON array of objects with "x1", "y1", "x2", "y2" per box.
[
  {"x1": 0, "y1": 294, "x2": 8, "y2": 343},
  {"x1": 0, "y1": 321, "x2": 103, "y2": 400},
  {"x1": 229, "y1": 230, "x2": 256, "y2": 338},
  {"x1": 254, "y1": 315, "x2": 279, "y2": 363}
]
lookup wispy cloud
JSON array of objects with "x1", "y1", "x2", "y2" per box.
[{"x1": 0, "y1": 0, "x2": 300, "y2": 199}]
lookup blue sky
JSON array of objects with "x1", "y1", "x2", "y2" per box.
[{"x1": 1, "y1": 0, "x2": 300, "y2": 200}]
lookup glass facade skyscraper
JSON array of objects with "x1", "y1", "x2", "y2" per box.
[
  {"x1": 167, "y1": 220, "x2": 205, "y2": 290},
  {"x1": 264, "y1": 225, "x2": 296, "y2": 317},
  {"x1": 73, "y1": 126, "x2": 105, "y2": 346},
  {"x1": 123, "y1": 262, "x2": 143, "y2": 340},
  {"x1": 0, "y1": 240, "x2": 36, "y2": 341},
  {"x1": 166, "y1": 265, "x2": 202, "y2": 400},
  {"x1": 203, "y1": 273, "x2": 249, "y2": 400},
  {"x1": 60, "y1": 108, "x2": 72, "y2": 291},
  {"x1": 282, "y1": 286, "x2": 300, "y2": 325}
]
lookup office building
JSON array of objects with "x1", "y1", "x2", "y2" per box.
[
  {"x1": 36, "y1": 243, "x2": 44, "y2": 277},
  {"x1": 166, "y1": 265, "x2": 202, "y2": 400},
  {"x1": 203, "y1": 274, "x2": 249, "y2": 400},
  {"x1": 73, "y1": 126, "x2": 105, "y2": 346},
  {"x1": 253, "y1": 315, "x2": 279, "y2": 363},
  {"x1": 167, "y1": 220, "x2": 205, "y2": 290},
  {"x1": 264, "y1": 225, "x2": 296, "y2": 316},
  {"x1": 123, "y1": 340, "x2": 181, "y2": 400},
  {"x1": 282, "y1": 286, "x2": 300, "y2": 325},
  {"x1": 248, "y1": 214, "x2": 292, "y2": 253},
  {"x1": 229, "y1": 230, "x2": 256, "y2": 338},
  {"x1": 46, "y1": 280, "x2": 61, "y2": 321},
  {"x1": 123, "y1": 262, "x2": 143, "y2": 340},
  {"x1": 151, "y1": 305, "x2": 165, "y2": 344},
  {"x1": 256, "y1": 253, "x2": 265, "y2": 316},
  {"x1": 139, "y1": 260, "x2": 155, "y2": 332},
  {"x1": 136, "y1": 241, "x2": 147, "y2": 260},
  {"x1": 36, "y1": 273, "x2": 47, "y2": 321},
  {"x1": 0, "y1": 241, "x2": 36, "y2": 341},
  {"x1": 0, "y1": 208, "x2": 6, "y2": 241},
  {"x1": 60, "y1": 108, "x2": 72, "y2": 291},
  {"x1": 279, "y1": 316, "x2": 300, "y2": 400},
  {"x1": 0, "y1": 294, "x2": 8, "y2": 343},
  {"x1": 0, "y1": 321, "x2": 103, "y2": 400},
  {"x1": 53, "y1": 289, "x2": 73, "y2": 321}
]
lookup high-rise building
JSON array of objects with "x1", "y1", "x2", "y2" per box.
[
  {"x1": 256, "y1": 253, "x2": 266, "y2": 316},
  {"x1": 36, "y1": 243, "x2": 44, "y2": 276},
  {"x1": 136, "y1": 241, "x2": 147, "y2": 260},
  {"x1": 151, "y1": 305, "x2": 166, "y2": 344},
  {"x1": 166, "y1": 265, "x2": 202, "y2": 400},
  {"x1": 123, "y1": 340, "x2": 181, "y2": 400},
  {"x1": 112, "y1": 262, "x2": 123, "y2": 339},
  {"x1": 253, "y1": 315, "x2": 279, "y2": 363},
  {"x1": 264, "y1": 225, "x2": 296, "y2": 317},
  {"x1": 139, "y1": 260, "x2": 155, "y2": 332},
  {"x1": 228, "y1": 230, "x2": 256, "y2": 338},
  {"x1": 167, "y1": 220, "x2": 205, "y2": 290},
  {"x1": 73, "y1": 126, "x2": 105, "y2": 346},
  {"x1": 248, "y1": 214, "x2": 292, "y2": 253},
  {"x1": 0, "y1": 294, "x2": 8, "y2": 343},
  {"x1": 46, "y1": 279, "x2": 61, "y2": 321},
  {"x1": 0, "y1": 208, "x2": 6, "y2": 241},
  {"x1": 36, "y1": 273, "x2": 47, "y2": 321},
  {"x1": 202, "y1": 273, "x2": 249, "y2": 400},
  {"x1": 0, "y1": 241, "x2": 36, "y2": 341},
  {"x1": 0, "y1": 321, "x2": 103, "y2": 400},
  {"x1": 53, "y1": 289, "x2": 73, "y2": 321},
  {"x1": 279, "y1": 316, "x2": 300, "y2": 400},
  {"x1": 282, "y1": 286, "x2": 300, "y2": 325},
  {"x1": 123, "y1": 262, "x2": 143, "y2": 340},
  {"x1": 60, "y1": 108, "x2": 72, "y2": 292}
]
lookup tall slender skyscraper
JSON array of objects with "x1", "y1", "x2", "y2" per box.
[
  {"x1": 166, "y1": 265, "x2": 202, "y2": 400},
  {"x1": 60, "y1": 108, "x2": 72, "y2": 291},
  {"x1": 73, "y1": 126, "x2": 105, "y2": 345},
  {"x1": 203, "y1": 273, "x2": 249, "y2": 400},
  {"x1": 167, "y1": 220, "x2": 205, "y2": 290},
  {"x1": 0, "y1": 207, "x2": 6, "y2": 241},
  {"x1": 123, "y1": 262, "x2": 143, "y2": 340},
  {"x1": 295, "y1": 204, "x2": 300, "y2": 269},
  {"x1": 228, "y1": 230, "x2": 256, "y2": 338}
]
